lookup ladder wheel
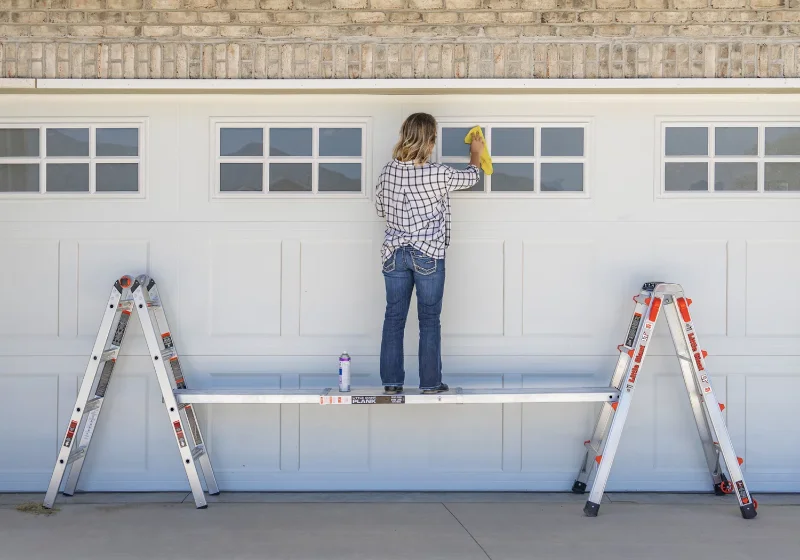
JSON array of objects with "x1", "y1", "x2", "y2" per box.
[{"x1": 715, "y1": 480, "x2": 733, "y2": 495}]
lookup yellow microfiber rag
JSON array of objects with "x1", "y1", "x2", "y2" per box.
[{"x1": 464, "y1": 126, "x2": 493, "y2": 175}]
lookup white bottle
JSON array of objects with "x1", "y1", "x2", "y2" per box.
[{"x1": 338, "y1": 352, "x2": 351, "y2": 392}]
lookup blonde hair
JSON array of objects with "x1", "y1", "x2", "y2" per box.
[{"x1": 393, "y1": 113, "x2": 437, "y2": 164}]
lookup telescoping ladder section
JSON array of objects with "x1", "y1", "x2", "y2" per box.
[{"x1": 44, "y1": 278, "x2": 756, "y2": 519}]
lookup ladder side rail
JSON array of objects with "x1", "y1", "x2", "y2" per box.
[
  {"x1": 584, "y1": 292, "x2": 662, "y2": 516},
  {"x1": 660, "y1": 289, "x2": 757, "y2": 519},
  {"x1": 44, "y1": 280, "x2": 127, "y2": 509},
  {"x1": 660, "y1": 297, "x2": 723, "y2": 486},
  {"x1": 131, "y1": 279, "x2": 208, "y2": 509},
  {"x1": 573, "y1": 289, "x2": 651, "y2": 494},
  {"x1": 137, "y1": 275, "x2": 219, "y2": 495},
  {"x1": 63, "y1": 299, "x2": 136, "y2": 496}
]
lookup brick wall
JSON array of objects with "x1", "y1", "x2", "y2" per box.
[{"x1": 1, "y1": 1, "x2": 799, "y2": 78}]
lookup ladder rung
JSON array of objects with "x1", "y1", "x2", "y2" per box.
[
  {"x1": 584, "y1": 440, "x2": 602, "y2": 454},
  {"x1": 85, "y1": 397, "x2": 103, "y2": 413},
  {"x1": 191, "y1": 445, "x2": 206, "y2": 461},
  {"x1": 67, "y1": 446, "x2": 87, "y2": 465},
  {"x1": 101, "y1": 348, "x2": 119, "y2": 362}
]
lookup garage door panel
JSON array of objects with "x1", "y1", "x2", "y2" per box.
[
  {"x1": 0, "y1": 241, "x2": 59, "y2": 336},
  {"x1": 210, "y1": 240, "x2": 282, "y2": 336},
  {"x1": 0, "y1": 374, "x2": 58, "y2": 473},
  {"x1": 300, "y1": 240, "x2": 374, "y2": 337},
  {"x1": 746, "y1": 376, "x2": 800, "y2": 472},
  {"x1": 522, "y1": 242, "x2": 596, "y2": 337},
  {"x1": 442, "y1": 240, "x2": 505, "y2": 336},
  {"x1": 746, "y1": 241, "x2": 800, "y2": 337}
]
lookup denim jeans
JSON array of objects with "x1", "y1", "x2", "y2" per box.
[{"x1": 380, "y1": 246, "x2": 446, "y2": 390}]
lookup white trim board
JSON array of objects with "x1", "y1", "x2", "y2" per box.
[{"x1": 2, "y1": 78, "x2": 800, "y2": 94}]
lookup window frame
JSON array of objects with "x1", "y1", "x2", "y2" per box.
[
  {"x1": 433, "y1": 118, "x2": 591, "y2": 198},
  {"x1": 211, "y1": 117, "x2": 370, "y2": 199},
  {"x1": 0, "y1": 118, "x2": 146, "y2": 199},
  {"x1": 657, "y1": 118, "x2": 800, "y2": 198}
]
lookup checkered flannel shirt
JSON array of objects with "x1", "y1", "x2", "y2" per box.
[{"x1": 375, "y1": 160, "x2": 481, "y2": 263}]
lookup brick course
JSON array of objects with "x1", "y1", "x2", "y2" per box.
[{"x1": 0, "y1": 3, "x2": 798, "y2": 78}]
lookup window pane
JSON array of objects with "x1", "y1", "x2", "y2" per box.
[
  {"x1": 714, "y1": 162, "x2": 757, "y2": 192},
  {"x1": 442, "y1": 127, "x2": 483, "y2": 157},
  {"x1": 491, "y1": 163, "x2": 534, "y2": 191},
  {"x1": 47, "y1": 128, "x2": 89, "y2": 157},
  {"x1": 665, "y1": 127, "x2": 708, "y2": 156},
  {"x1": 221, "y1": 128, "x2": 263, "y2": 157},
  {"x1": 319, "y1": 163, "x2": 361, "y2": 192},
  {"x1": 0, "y1": 164, "x2": 39, "y2": 192},
  {"x1": 492, "y1": 128, "x2": 534, "y2": 157},
  {"x1": 270, "y1": 128, "x2": 312, "y2": 157},
  {"x1": 0, "y1": 129, "x2": 39, "y2": 157},
  {"x1": 664, "y1": 162, "x2": 708, "y2": 191},
  {"x1": 541, "y1": 128, "x2": 583, "y2": 157},
  {"x1": 765, "y1": 127, "x2": 800, "y2": 156},
  {"x1": 765, "y1": 162, "x2": 800, "y2": 192},
  {"x1": 97, "y1": 163, "x2": 139, "y2": 192},
  {"x1": 541, "y1": 163, "x2": 583, "y2": 191},
  {"x1": 319, "y1": 128, "x2": 362, "y2": 157},
  {"x1": 46, "y1": 163, "x2": 89, "y2": 192},
  {"x1": 449, "y1": 162, "x2": 484, "y2": 192},
  {"x1": 220, "y1": 163, "x2": 262, "y2": 192},
  {"x1": 269, "y1": 163, "x2": 312, "y2": 192},
  {"x1": 715, "y1": 127, "x2": 757, "y2": 156},
  {"x1": 96, "y1": 128, "x2": 139, "y2": 157}
]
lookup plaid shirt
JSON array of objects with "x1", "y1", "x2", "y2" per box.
[{"x1": 375, "y1": 160, "x2": 481, "y2": 262}]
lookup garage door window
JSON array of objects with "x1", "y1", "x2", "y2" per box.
[
  {"x1": 436, "y1": 123, "x2": 587, "y2": 195},
  {"x1": 215, "y1": 123, "x2": 366, "y2": 196},
  {"x1": 0, "y1": 124, "x2": 142, "y2": 195},
  {"x1": 661, "y1": 123, "x2": 800, "y2": 194}
]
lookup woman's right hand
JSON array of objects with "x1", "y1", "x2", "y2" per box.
[{"x1": 470, "y1": 137, "x2": 484, "y2": 156}]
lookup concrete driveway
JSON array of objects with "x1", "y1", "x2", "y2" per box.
[{"x1": 1, "y1": 492, "x2": 798, "y2": 560}]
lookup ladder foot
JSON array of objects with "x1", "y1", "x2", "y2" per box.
[
  {"x1": 197, "y1": 504, "x2": 208, "y2": 510},
  {"x1": 571, "y1": 481, "x2": 587, "y2": 494},
  {"x1": 583, "y1": 501, "x2": 600, "y2": 517},
  {"x1": 209, "y1": 490, "x2": 221, "y2": 496},
  {"x1": 740, "y1": 503, "x2": 757, "y2": 519},
  {"x1": 61, "y1": 491, "x2": 74, "y2": 497}
]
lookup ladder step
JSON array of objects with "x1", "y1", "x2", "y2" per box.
[
  {"x1": 101, "y1": 348, "x2": 119, "y2": 362},
  {"x1": 584, "y1": 440, "x2": 602, "y2": 454},
  {"x1": 191, "y1": 445, "x2": 206, "y2": 461},
  {"x1": 67, "y1": 446, "x2": 87, "y2": 465},
  {"x1": 85, "y1": 397, "x2": 103, "y2": 413}
]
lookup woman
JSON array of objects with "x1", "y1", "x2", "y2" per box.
[{"x1": 375, "y1": 113, "x2": 484, "y2": 395}]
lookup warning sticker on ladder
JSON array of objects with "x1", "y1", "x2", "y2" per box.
[
  {"x1": 63, "y1": 420, "x2": 78, "y2": 448},
  {"x1": 173, "y1": 421, "x2": 187, "y2": 447}
]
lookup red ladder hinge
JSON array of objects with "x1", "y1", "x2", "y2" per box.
[
  {"x1": 702, "y1": 350, "x2": 708, "y2": 358},
  {"x1": 595, "y1": 455, "x2": 603, "y2": 464},
  {"x1": 719, "y1": 403, "x2": 725, "y2": 411},
  {"x1": 738, "y1": 457, "x2": 744, "y2": 466},
  {"x1": 611, "y1": 402, "x2": 619, "y2": 410}
]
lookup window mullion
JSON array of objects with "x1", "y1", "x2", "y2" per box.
[{"x1": 263, "y1": 125, "x2": 269, "y2": 193}]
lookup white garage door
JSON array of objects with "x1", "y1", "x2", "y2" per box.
[{"x1": 1, "y1": 90, "x2": 798, "y2": 493}]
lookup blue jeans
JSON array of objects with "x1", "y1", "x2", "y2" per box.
[{"x1": 380, "y1": 246, "x2": 446, "y2": 390}]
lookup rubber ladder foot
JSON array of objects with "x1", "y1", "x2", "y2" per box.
[
  {"x1": 713, "y1": 483, "x2": 727, "y2": 496},
  {"x1": 571, "y1": 481, "x2": 587, "y2": 494},
  {"x1": 61, "y1": 491, "x2": 74, "y2": 497},
  {"x1": 197, "y1": 504, "x2": 208, "y2": 510},
  {"x1": 209, "y1": 491, "x2": 221, "y2": 496},
  {"x1": 583, "y1": 501, "x2": 600, "y2": 517},
  {"x1": 740, "y1": 503, "x2": 757, "y2": 519}
]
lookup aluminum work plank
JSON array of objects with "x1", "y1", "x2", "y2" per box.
[{"x1": 174, "y1": 387, "x2": 619, "y2": 405}]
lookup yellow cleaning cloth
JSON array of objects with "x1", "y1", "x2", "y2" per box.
[{"x1": 464, "y1": 126, "x2": 492, "y2": 175}]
